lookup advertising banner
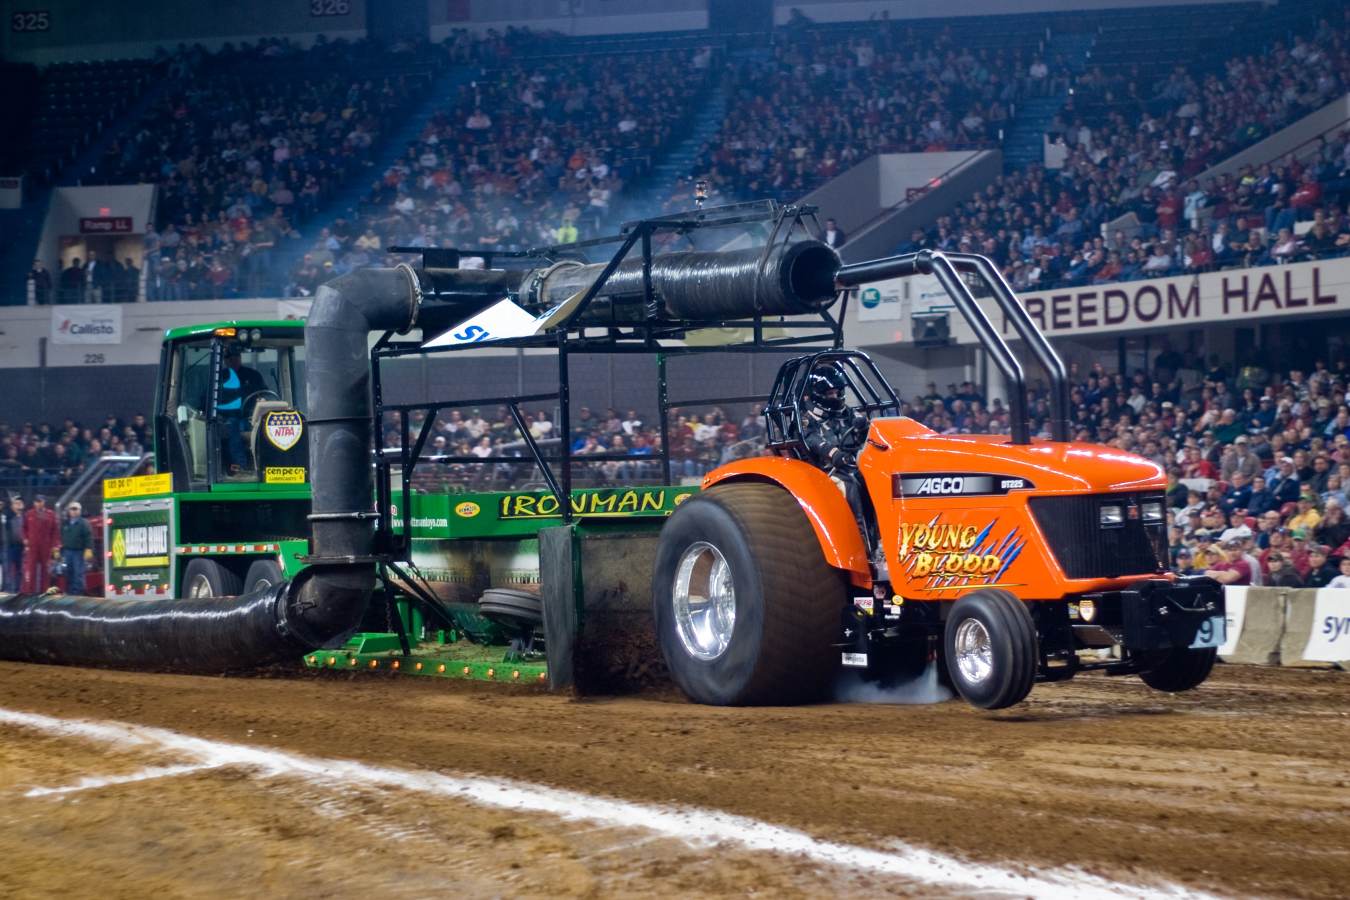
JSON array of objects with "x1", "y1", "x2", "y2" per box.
[
  {"x1": 857, "y1": 285, "x2": 903, "y2": 321},
  {"x1": 1217, "y1": 585, "x2": 1247, "y2": 658},
  {"x1": 104, "y1": 500, "x2": 175, "y2": 598},
  {"x1": 1299, "y1": 588, "x2": 1350, "y2": 663},
  {"x1": 1006, "y1": 257, "x2": 1348, "y2": 341},
  {"x1": 860, "y1": 257, "x2": 1350, "y2": 344},
  {"x1": 51, "y1": 306, "x2": 123, "y2": 344}
]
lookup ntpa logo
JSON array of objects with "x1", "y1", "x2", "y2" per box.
[{"x1": 264, "y1": 411, "x2": 303, "y2": 451}]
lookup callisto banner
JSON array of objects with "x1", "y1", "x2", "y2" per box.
[
  {"x1": 51, "y1": 305, "x2": 123, "y2": 344},
  {"x1": 1003, "y1": 257, "x2": 1347, "y2": 340}
]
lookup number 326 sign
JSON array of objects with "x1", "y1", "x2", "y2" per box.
[{"x1": 310, "y1": 0, "x2": 351, "y2": 16}]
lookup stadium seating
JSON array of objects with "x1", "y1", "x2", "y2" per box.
[
  {"x1": 1, "y1": 58, "x2": 161, "y2": 185},
  {"x1": 313, "y1": 42, "x2": 716, "y2": 296},
  {"x1": 85, "y1": 38, "x2": 443, "y2": 298},
  {"x1": 912, "y1": 2, "x2": 1350, "y2": 290}
]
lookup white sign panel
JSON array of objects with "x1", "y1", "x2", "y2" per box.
[
  {"x1": 423, "y1": 290, "x2": 588, "y2": 349},
  {"x1": 1300, "y1": 588, "x2": 1350, "y2": 663},
  {"x1": 0, "y1": 176, "x2": 21, "y2": 209},
  {"x1": 857, "y1": 285, "x2": 902, "y2": 321},
  {"x1": 50, "y1": 306, "x2": 123, "y2": 345},
  {"x1": 1217, "y1": 586, "x2": 1247, "y2": 659}
]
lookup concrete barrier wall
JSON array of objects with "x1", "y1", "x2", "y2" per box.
[{"x1": 1220, "y1": 586, "x2": 1350, "y2": 669}]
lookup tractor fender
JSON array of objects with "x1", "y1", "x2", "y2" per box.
[{"x1": 702, "y1": 457, "x2": 870, "y2": 586}]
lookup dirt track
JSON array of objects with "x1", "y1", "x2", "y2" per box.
[{"x1": 0, "y1": 661, "x2": 1347, "y2": 898}]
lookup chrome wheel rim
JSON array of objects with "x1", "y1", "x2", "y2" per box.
[
  {"x1": 954, "y1": 618, "x2": 994, "y2": 684},
  {"x1": 187, "y1": 573, "x2": 215, "y2": 599},
  {"x1": 672, "y1": 542, "x2": 736, "y2": 661}
]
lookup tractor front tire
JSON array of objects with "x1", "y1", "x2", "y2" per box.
[
  {"x1": 943, "y1": 589, "x2": 1038, "y2": 710},
  {"x1": 652, "y1": 483, "x2": 846, "y2": 706},
  {"x1": 1139, "y1": 646, "x2": 1217, "y2": 693}
]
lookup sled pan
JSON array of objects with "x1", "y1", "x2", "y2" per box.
[{"x1": 540, "y1": 524, "x2": 667, "y2": 694}]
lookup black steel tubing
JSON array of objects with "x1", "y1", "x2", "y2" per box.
[
  {"x1": 920, "y1": 252, "x2": 1030, "y2": 445},
  {"x1": 834, "y1": 252, "x2": 924, "y2": 286},
  {"x1": 947, "y1": 253, "x2": 1070, "y2": 443},
  {"x1": 0, "y1": 266, "x2": 422, "y2": 671}
]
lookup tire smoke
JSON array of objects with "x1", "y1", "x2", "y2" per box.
[{"x1": 834, "y1": 660, "x2": 955, "y2": 705}]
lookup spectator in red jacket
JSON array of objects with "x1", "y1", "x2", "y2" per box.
[{"x1": 21, "y1": 494, "x2": 59, "y2": 593}]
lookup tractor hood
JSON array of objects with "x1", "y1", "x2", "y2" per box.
[{"x1": 873, "y1": 419, "x2": 1165, "y2": 495}]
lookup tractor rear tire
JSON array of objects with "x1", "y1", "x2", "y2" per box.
[
  {"x1": 1139, "y1": 646, "x2": 1217, "y2": 693},
  {"x1": 652, "y1": 482, "x2": 846, "y2": 706},
  {"x1": 243, "y1": 559, "x2": 284, "y2": 594},
  {"x1": 182, "y1": 558, "x2": 243, "y2": 599},
  {"x1": 943, "y1": 589, "x2": 1038, "y2": 710}
]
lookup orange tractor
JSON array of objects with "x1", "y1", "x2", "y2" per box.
[{"x1": 652, "y1": 249, "x2": 1224, "y2": 709}]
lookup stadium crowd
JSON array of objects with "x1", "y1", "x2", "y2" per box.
[
  {"x1": 693, "y1": 22, "x2": 1049, "y2": 204},
  {"x1": 74, "y1": 37, "x2": 442, "y2": 301},
  {"x1": 909, "y1": 10, "x2": 1350, "y2": 291},
  {"x1": 300, "y1": 44, "x2": 715, "y2": 297},
  {"x1": 22, "y1": 8, "x2": 1350, "y2": 303}
]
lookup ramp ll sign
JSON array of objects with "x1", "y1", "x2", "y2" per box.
[{"x1": 52, "y1": 306, "x2": 122, "y2": 344}]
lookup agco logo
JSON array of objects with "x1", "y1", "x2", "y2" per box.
[{"x1": 912, "y1": 476, "x2": 965, "y2": 495}]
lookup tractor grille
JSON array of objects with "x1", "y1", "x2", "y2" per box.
[{"x1": 1028, "y1": 493, "x2": 1168, "y2": 580}]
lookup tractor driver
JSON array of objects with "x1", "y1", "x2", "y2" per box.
[
  {"x1": 218, "y1": 340, "x2": 267, "y2": 473},
  {"x1": 801, "y1": 364, "x2": 872, "y2": 546}
]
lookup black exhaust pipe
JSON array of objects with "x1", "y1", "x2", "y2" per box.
[
  {"x1": 413, "y1": 240, "x2": 841, "y2": 335},
  {"x1": 0, "y1": 266, "x2": 421, "y2": 671}
]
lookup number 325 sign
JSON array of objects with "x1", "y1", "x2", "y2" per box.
[{"x1": 11, "y1": 11, "x2": 51, "y2": 31}]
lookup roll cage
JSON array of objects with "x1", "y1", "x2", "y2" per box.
[{"x1": 764, "y1": 350, "x2": 900, "y2": 461}]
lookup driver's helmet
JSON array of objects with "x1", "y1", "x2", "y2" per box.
[{"x1": 807, "y1": 364, "x2": 849, "y2": 412}]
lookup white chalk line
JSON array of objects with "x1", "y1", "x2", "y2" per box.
[
  {"x1": 0, "y1": 707, "x2": 1215, "y2": 900},
  {"x1": 25, "y1": 762, "x2": 224, "y2": 797}
]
